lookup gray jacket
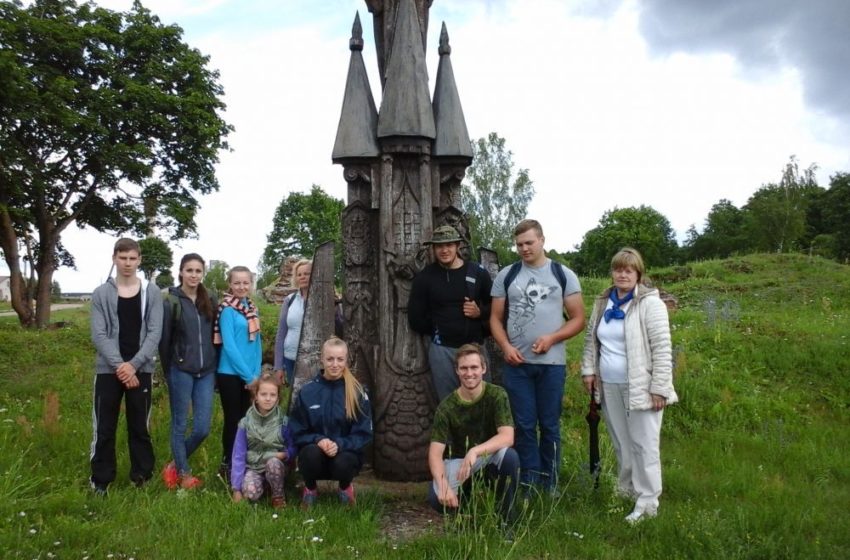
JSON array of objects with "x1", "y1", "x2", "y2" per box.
[{"x1": 91, "y1": 277, "x2": 163, "y2": 374}]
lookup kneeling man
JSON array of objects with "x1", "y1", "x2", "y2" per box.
[{"x1": 428, "y1": 344, "x2": 520, "y2": 523}]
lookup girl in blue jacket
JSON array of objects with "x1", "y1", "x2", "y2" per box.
[
  {"x1": 214, "y1": 266, "x2": 262, "y2": 480},
  {"x1": 290, "y1": 337, "x2": 372, "y2": 507}
]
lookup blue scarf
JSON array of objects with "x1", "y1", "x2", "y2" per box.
[{"x1": 604, "y1": 289, "x2": 634, "y2": 323}]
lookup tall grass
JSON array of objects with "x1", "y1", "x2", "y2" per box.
[{"x1": 1, "y1": 253, "x2": 848, "y2": 558}]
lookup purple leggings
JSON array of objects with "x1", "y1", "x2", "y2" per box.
[{"x1": 241, "y1": 457, "x2": 286, "y2": 501}]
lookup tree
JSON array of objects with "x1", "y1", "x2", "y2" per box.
[
  {"x1": 742, "y1": 157, "x2": 822, "y2": 253},
  {"x1": 155, "y1": 271, "x2": 174, "y2": 289},
  {"x1": 0, "y1": 0, "x2": 232, "y2": 327},
  {"x1": 684, "y1": 199, "x2": 749, "y2": 260},
  {"x1": 573, "y1": 206, "x2": 679, "y2": 276},
  {"x1": 50, "y1": 279, "x2": 61, "y2": 302},
  {"x1": 816, "y1": 172, "x2": 850, "y2": 261},
  {"x1": 137, "y1": 237, "x2": 173, "y2": 281},
  {"x1": 461, "y1": 133, "x2": 535, "y2": 264},
  {"x1": 261, "y1": 185, "x2": 343, "y2": 276},
  {"x1": 203, "y1": 260, "x2": 229, "y2": 298}
]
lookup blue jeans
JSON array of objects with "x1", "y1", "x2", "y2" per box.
[
  {"x1": 502, "y1": 363, "x2": 566, "y2": 488},
  {"x1": 283, "y1": 357, "x2": 296, "y2": 387},
  {"x1": 167, "y1": 367, "x2": 215, "y2": 475}
]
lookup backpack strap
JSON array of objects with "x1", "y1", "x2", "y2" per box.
[
  {"x1": 501, "y1": 261, "x2": 523, "y2": 324},
  {"x1": 550, "y1": 260, "x2": 567, "y2": 294}
]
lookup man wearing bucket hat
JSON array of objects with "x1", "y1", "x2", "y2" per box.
[{"x1": 408, "y1": 225, "x2": 493, "y2": 402}]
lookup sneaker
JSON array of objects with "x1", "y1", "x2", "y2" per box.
[
  {"x1": 301, "y1": 487, "x2": 318, "y2": 509},
  {"x1": 90, "y1": 479, "x2": 108, "y2": 497},
  {"x1": 625, "y1": 506, "x2": 658, "y2": 524},
  {"x1": 271, "y1": 496, "x2": 286, "y2": 509},
  {"x1": 131, "y1": 475, "x2": 150, "y2": 488},
  {"x1": 338, "y1": 484, "x2": 356, "y2": 505},
  {"x1": 500, "y1": 522, "x2": 515, "y2": 544},
  {"x1": 162, "y1": 462, "x2": 179, "y2": 490},
  {"x1": 180, "y1": 475, "x2": 203, "y2": 490}
]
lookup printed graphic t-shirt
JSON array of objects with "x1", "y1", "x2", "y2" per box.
[{"x1": 491, "y1": 259, "x2": 581, "y2": 365}]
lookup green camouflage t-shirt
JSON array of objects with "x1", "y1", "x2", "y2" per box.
[{"x1": 430, "y1": 383, "x2": 514, "y2": 459}]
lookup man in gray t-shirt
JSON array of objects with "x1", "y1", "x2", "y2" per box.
[{"x1": 490, "y1": 219, "x2": 585, "y2": 490}]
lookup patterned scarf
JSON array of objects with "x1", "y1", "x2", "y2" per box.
[
  {"x1": 603, "y1": 289, "x2": 634, "y2": 323},
  {"x1": 213, "y1": 293, "x2": 261, "y2": 344}
]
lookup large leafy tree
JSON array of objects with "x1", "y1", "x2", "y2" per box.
[
  {"x1": 261, "y1": 185, "x2": 344, "y2": 278},
  {"x1": 137, "y1": 236, "x2": 172, "y2": 281},
  {"x1": 573, "y1": 205, "x2": 679, "y2": 276},
  {"x1": 0, "y1": 0, "x2": 232, "y2": 327},
  {"x1": 461, "y1": 132, "x2": 535, "y2": 264},
  {"x1": 742, "y1": 157, "x2": 822, "y2": 253}
]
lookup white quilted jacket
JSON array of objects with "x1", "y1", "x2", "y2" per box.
[{"x1": 581, "y1": 284, "x2": 679, "y2": 410}]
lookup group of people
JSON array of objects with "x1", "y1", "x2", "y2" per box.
[
  {"x1": 89, "y1": 239, "x2": 371, "y2": 509},
  {"x1": 88, "y1": 215, "x2": 678, "y2": 524},
  {"x1": 411, "y1": 219, "x2": 677, "y2": 525}
]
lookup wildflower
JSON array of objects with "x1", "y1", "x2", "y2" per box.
[
  {"x1": 19, "y1": 511, "x2": 26, "y2": 517},
  {"x1": 303, "y1": 518, "x2": 315, "y2": 524},
  {"x1": 311, "y1": 536, "x2": 323, "y2": 543},
  {"x1": 29, "y1": 528, "x2": 36, "y2": 534},
  {"x1": 272, "y1": 513, "x2": 279, "y2": 519}
]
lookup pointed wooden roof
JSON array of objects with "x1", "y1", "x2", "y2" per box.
[
  {"x1": 432, "y1": 22, "x2": 472, "y2": 159},
  {"x1": 332, "y1": 12, "x2": 380, "y2": 161},
  {"x1": 377, "y1": 0, "x2": 435, "y2": 139}
]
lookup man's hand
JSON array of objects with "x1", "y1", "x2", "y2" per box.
[
  {"x1": 273, "y1": 369, "x2": 286, "y2": 387},
  {"x1": 437, "y1": 481, "x2": 459, "y2": 509},
  {"x1": 317, "y1": 438, "x2": 338, "y2": 457},
  {"x1": 500, "y1": 343, "x2": 524, "y2": 366},
  {"x1": 115, "y1": 362, "x2": 136, "y2": 383},
  {"x1": 531, "y1": 334, "x2": 554, "y2": 354},
  {"x1": 462, "y1": 297, "x2": 480, "y2": 319},
  {"x1": 582, "y1": 375, "x2": 596, "y2": 394},
  {"x1": 457, "y1": 447, "x2": 480, "y2": 483}
]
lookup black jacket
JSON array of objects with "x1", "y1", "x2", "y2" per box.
[
  {"x1": 407, "y1": 261, "x2": 492, "y2": 347},
  {"x1": 159, "y1": 287, "x2": 218, "y2": 376}
]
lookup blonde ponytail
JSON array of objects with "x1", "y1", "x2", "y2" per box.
[{"x1": 342, "y1": 367, "x2": 364, "y2": 421}]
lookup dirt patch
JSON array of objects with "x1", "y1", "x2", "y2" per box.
[
  {"x1": 379, "y1": 499, "x2": 443, "y2": 542},
  {"x1": 322, "y1": 469, "x2": 444, "y2": 542}
]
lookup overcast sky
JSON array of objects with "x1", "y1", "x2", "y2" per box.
[{"x1": 10, "y1": 0, "x2": 848, "y2": 292}]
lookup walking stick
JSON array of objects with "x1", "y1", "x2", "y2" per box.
[{"x1": 585, "y1": 393, "x2": 601, "y2": 488}]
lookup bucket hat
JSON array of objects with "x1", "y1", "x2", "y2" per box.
[{"x1": 426, "y1": 225, "x2": 463, "y2": 244}]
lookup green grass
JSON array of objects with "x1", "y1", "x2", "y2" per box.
[{"x1": 1, "y1": 253, "x2": 849, "y2": 558}]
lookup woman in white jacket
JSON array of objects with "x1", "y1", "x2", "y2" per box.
[{"x1": 581, "y1": 248, "x2": 678, "y2": 523}]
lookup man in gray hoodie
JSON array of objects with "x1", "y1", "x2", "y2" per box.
[{"x1": 89, "y1": 238, "x2": 163, "y2": 494}]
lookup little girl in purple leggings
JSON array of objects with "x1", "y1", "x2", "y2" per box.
[{"x1": 230, "y1": 373, "x2": 295, "y2": 508}]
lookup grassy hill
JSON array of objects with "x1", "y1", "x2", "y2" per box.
[{"x1": 1, "y1": 253, "x2": 848, "y2": 559}]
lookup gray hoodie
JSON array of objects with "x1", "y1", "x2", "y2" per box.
[{"x1": 91, "y1": 277, "x2": 163, "y2": 374}]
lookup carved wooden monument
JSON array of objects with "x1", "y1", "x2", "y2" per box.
[{"x1": 333, "y1": 0, "x2": 473, "y2": 480}]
